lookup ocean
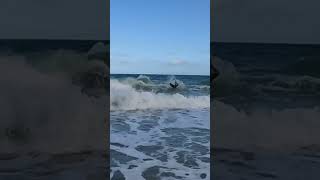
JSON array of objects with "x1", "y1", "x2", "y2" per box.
[
  {"x1": 0, "y1": 39, "x2": 109, "y2": 180},
  {"x1": 212, "y1": 42, "x2": 320, "y2": 179},
  {"x1": 213, "y1": 42, "x2": 320, "y2": 109},
  {"x1": 110, "y1": 74, "x2": 210, "y2": 179}
]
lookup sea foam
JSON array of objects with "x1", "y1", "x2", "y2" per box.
[{"x1": 111, "y1": 79, "x2": 209, "y2": 110}]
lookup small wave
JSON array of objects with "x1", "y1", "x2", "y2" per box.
[
  {"x1": 258, "y1": 75, "x2": 320, "y2": 94},
  {"x1": 200, "y1": 79, "x2": 210, "y2": 85},
  {"x1": 213, "y1": 56, "x2": 240, "y2": 83},
  {"x1": 284, "y1": 57, "x2": 320, "y2": 77},
  {"x1": 87, "y1": 42, "x2": 108, "y2": 60},
  {"x1": 136, "y1": 74, "x2": 152, "y2": 84},
  {"x1": 200, "y1": 85, "x2": 210, "y2": 90},
  {"x1": 212, "y1": 56, "x2": 242, "y2": 96},
  {"x1": 120, "y1": 77, "x2": 155, "y2": 91},
  {"x1": 111, "y1": 79, "x2": 209, "y2": 110}
]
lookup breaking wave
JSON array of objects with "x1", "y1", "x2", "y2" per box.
[
  {"x1": 0, "y1": 53, "x2": 108, "y2": 153},
  {"x1": 110, "y1": 79, "x2": 209, "y2": 110},
  {"x1": 211, "y1": 56, "x2": 242, "y2": 96},
  {"x1": 116, "y1": 75, "x2": 193, "y2": 94}
]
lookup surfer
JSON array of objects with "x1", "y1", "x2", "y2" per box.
[
  {"x1": 211, "y1": 55, "x2": 219, "y2": 81},
  {"x1": 169, "y1": 80, "x2": 179, "y2": 89},
  {"x1": 212, "y1": 63, "x2": 219, "y2": 80},
  {"x1": 211, "y1": 55, "x2": 220, "y2": 97}
]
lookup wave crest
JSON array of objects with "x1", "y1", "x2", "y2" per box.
[
  {"x1": 111, "y1": 79, "x2": 209, "y2": 110},
  {"x1": 212, "y1": 56, "x2": 241, "y2": 96}
]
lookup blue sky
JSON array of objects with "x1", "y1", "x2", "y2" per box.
[{"x1": 110, "y1": 0, "x2": 210, "y2": 75}]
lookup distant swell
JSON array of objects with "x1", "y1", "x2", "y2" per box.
[
  {"x1": 284, "y1": 57, "x2": 320, "y2": 77},
  {"x1": 111, "y1": 79, "x2": 209, "y2": 110}
]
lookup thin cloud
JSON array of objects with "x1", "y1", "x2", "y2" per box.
[
  {"x1": 119, "y1": 60, "x2": 130, "y2": 64},
  {"x1": 168, "y1": 59, "x2": 188, "y2": 65}
]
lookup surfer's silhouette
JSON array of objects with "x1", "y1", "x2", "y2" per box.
[
  {"x1": 211, "y1": 55, "x2": 220, "y2": 97},
  {"x1": 170, "y1": 80, "x2": 179, "y2": 89},
  {"x1": 212, "y1": 63, "x2": 219, "y2": 80},
  {"x1": 211, "y1": 55, "x2": 219, "y2": 81}
]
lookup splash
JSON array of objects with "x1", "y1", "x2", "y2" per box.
[
  {"x1": 0, "y1": 55, "x2": 107, "y2": 153},
  {"x1": 110, "y1": 79, "x2": 209, "y2": 110},
  {"x1": 212, "y1": 56, "x2": 241, "y2": 96}
]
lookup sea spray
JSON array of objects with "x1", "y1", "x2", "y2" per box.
[
  {"x1": 0, "y1": 56, "x2": 107, "y2": 153},
  {"x1": 110, "y1": 79, "x2": 209, "y2": 110}
]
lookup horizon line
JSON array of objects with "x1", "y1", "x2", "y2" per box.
[
  {"x1": 211, "y1": 41, "x2": 320, "y2": 46},
  {"x1": 110, "y1": 73, "x2": 210, "y2": 76},
  {"x1": 0, "y1": 38, "x2": 109, "y2": 41}
]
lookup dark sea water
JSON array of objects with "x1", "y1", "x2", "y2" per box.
[
  {"x1": 0, "y1": 39, "x2": 107, "y2": 52},
  {"x1": 213, "y1": 42, "x2": 320, "y2": 109},
  {"x1": 212, "y1": 43, "x2": 320, "y2": 180},
  {"x1": 110, "y1": 74, "x2": 210, "y2": 179}
]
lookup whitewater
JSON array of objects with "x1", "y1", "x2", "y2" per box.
[{"x1": 110, "y1": 74, "x2": 210, "y2": 180}]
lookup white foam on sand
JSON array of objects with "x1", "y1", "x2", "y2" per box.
[{"x1": 110, "y1": 108, "x2": 210, "y2": 179}]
